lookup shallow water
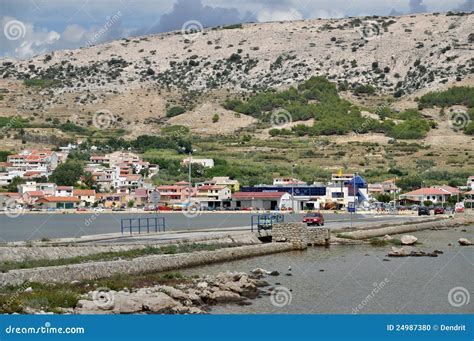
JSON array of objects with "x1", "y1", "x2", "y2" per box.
[{"x1": 183, "y1": 226, "x2": 474, "y2": 314}]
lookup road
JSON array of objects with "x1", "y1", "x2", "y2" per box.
[{"x1": 0, "y1": 212, "x2": 419, "y2": 242}]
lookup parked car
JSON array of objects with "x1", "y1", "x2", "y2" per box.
[
  {"x1": 433, "y1": 207, "x2": 445, "y2": 215},
  {"x1": 455, "y1": 205, "x2": 465, "y2": 213},
  {"x1": 418, "y1": 207, "x2": 430, "y2": 216},
  {"x1": 76, "y1": 207, "x2": 88, "y2": 212},
  {"x1": 303, "y1": 212, "x2": 325, "y2": 226}
]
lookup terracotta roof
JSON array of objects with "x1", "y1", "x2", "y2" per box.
[
  {"x1": 57, "y1": 186, "x2": 73, "y2": 190},
  {"x1": 125, "y1": 174, "x2": 142, "y2": 181},
  {"x1": 232, "y1": 192, "x2": 288, "y2": 199},
  {"x1": 36, "y1": 196, "x2": 80, "y2": 203},
  {"x1": 437, "y1": 185, "x2": 461, "y2": 194},
  {"x1": 465, "y1": 189, "x2": 474, "y2": 195},
  {"x1": 25, "y1": 190, "x2": 45, "y2": 197},
  {"x1": 73, "y1": 189, "x2": 96, "y2": 196},
  {"x1": 402, "y1": 188, "x2": 449, "y2": 196},
  {"x1": 198, "y1": 185, "x2": 226, "y2": 191},
  {"x1": 134, "y1": 188, "x2": 148, "y2": 197},
  {"x1": 158, "y1": 185, "x2": 185, "y2": 190}
]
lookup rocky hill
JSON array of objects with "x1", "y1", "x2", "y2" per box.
[{"x1": 0, "y1": 12, "x2": 473, "y2": 141}]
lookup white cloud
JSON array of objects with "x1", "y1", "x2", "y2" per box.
[
  {"x1": 62, "y1": 24, "x2": 86, "y2": 43},
  {"x1": 257, "y1": 8, "x2": 303, "y2": 22}
]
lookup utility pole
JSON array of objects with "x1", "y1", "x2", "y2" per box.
[
  {"x1": 188, "y1": 152, "x2": 192, "y2": 207},
  {"x1": 291, "y1": 163, "x2": 297, "y2": 213}
]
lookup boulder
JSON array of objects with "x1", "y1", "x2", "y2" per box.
[
  {"x1": 251, "y1": 268, "x2": 270, "y2": 276},
  {"x1": 209, "y1": 290, "x2": 244, "y2": 303},
  {"x1": 388, "y1": 246, "x2": 409, "y2": 257},
  {"x1": 155, "y1": 285, "x2": 189, "y2": 300},
  {"x1": 458, "y1": 238, "x2": 472, "y2": 246},
  {"x1": 111, "y1": 293, "x2": 143, "y2": 314},
  {"x1": 382, "y1": 235, "x2": 393, "y2": 241},
  {"x1": 401, "y1": 235, "x2": 418, "y2": 245},
  {"x1": 196, "y1": 281, "x2": 208, "y2": 289},
  {"x1": 142, "y1": 292, "x2": 182, "y2": 313}
]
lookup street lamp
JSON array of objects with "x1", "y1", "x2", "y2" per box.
[{"x1": 291, "y1": 163, "x2": 297, "y2": 213}]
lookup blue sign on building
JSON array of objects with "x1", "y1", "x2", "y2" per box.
[{"x1": 241, "y1": 186, "x2": 326, "y2": 197}]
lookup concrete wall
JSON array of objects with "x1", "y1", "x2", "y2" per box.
[{"x1": 0, "y1": 243, "x2": 295, "y2": 286}]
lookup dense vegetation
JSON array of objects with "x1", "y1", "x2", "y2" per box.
[
  {"x1": 90, "y1": 134, "x2": 192, "y2": 154},
  {"x1": 225, "y1": 77, "x2": 431, "y2": 139},
  {"x1": 419, "y1": 86, "x2": 474, "y2": 108}
]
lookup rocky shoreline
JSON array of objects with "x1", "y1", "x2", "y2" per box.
[{"x1": 74, "y1": 271, "x2": 271, "y2": 314}]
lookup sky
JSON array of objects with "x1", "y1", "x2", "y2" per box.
[{"x1": 1, "y1": 0, "x2": 473, "y2": 59}]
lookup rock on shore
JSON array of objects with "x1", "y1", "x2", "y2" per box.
[
  {"x1": 400, "y1": 235, "x2": 418, "y2": 245},
  {"x1": 458, "y1": 238, "x2": 472, "y2": 246},
  {"x1": 75, "y1": 271, "x2": 269, "y2": 314}
]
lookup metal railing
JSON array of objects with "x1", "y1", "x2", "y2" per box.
[
  {"x1": 120, "y1": 217, "x2": 166, "y2": 235},
  {"x1": 250, "y1": 213, "x2": 284, "y2": 232}
]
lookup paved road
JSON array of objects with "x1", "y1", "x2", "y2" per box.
[{"x1": 0, "y1": 212, "x2": 416, "y2": 242}]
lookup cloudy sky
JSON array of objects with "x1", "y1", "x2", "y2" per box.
[{"x1": 1, "y1": 0, "x2": 472, "y2": 59}]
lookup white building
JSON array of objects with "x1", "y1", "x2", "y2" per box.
[
  {"x1": 182, "y1": 157, "x2": 214, "y2": 169},
  {"x1": 195, "y1": 185, "x2": 232, "y2": 209},
  {"x1": 468, "y1": 176, "x2": 474, "y2": 190}
]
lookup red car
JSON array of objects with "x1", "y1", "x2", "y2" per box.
[
  {"x1": 433, "y1": 207, "x2": 445, "y2": 215},
  {"x1": 303, "y1": 212, "x2": 325, "y2": 226}
]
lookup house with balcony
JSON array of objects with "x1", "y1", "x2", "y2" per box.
[
  {"x1": 18, "y1": 182, "x2": 56, "y2": 196},
  {"x1": 157, "y1": 184, "x2": 196, "y2": 205},
  {"x1": 95, "y1": 192, "x2": 128, "y2": 208},
  {"x1": 73, "y1": 189, "x2": 96, "y2": 207},
  {"x1": 56, "y1": 186, "x2": 74, "y2": 197},
  {"x1": 195, "y1": 185, "x2": 232, "y2": 209},
  {"x1": 368, "y1": 179, "x2": 400, "y2": 198},
  {"x1": 7, "y1": 149, "x2": 59, "y2": 177}
]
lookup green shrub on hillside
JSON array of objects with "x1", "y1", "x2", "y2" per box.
[
  {"x1": 418, "y1": 86, "x2": 474, "y2": 108},
  {"x1": 23, "y1": 79, "x2": 59, "y2": 88},
  {"x1": 166, "y1": 106, "x2": 186, "y2": 117}
]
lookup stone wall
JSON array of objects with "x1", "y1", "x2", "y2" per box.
[
  {"x1": 307, "y1": 228, "x2": 331, "y2": 246},
  {"x1": 0, "y1": 233, "x2": 262, "y2": 262},
  {"x1": 0, "y1": 243, "x2": 295, "y2": 286},
  {"x1": 272, "y1": 222, "x2": 330, "y2": 248},
  {"x1": 339, "y1": 216, "x2": 474, "y2": 240}
]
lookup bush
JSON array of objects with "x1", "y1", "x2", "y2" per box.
[
  {"x1": 353, "y1": 84, "x2": 375, "y2": 95},
  {"x1": 385, "y1": 119, "x2": 430, "y2": 139},
  {"x1": 166, "y1": 106, "x2": 186, "y2": 117},
  {"x1": 419, "y1": 86, "x2": 474, "y2": 108},
  {"x1": 23, "y1": 79, "x2": 59, "y2": 87}
]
